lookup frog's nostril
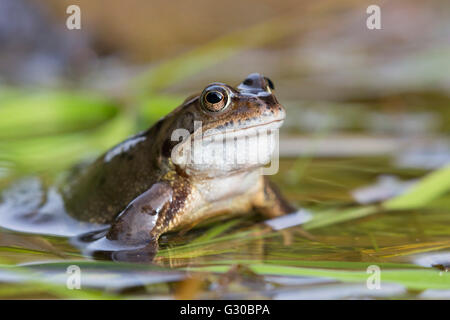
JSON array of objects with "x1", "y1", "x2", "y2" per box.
[
  {"x1": 264, "y1": 77, "x2": 275, "y2": 90},
  {"x1": 238, "y1": 73, "x2": 273, "y2": 92}
]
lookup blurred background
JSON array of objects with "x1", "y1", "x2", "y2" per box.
[
  {"x1": 0, "y1": 0, "x2": 449, "y2": 182},
  {"x1": 0, "y1": 0, "x2": 449, "y2": 299},
  {"x1": 0, "y1": 0, "x2": 449, "y2": 180}
]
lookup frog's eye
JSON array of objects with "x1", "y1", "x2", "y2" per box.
[{"x1": 200, "y1": 86, "x2": 230, "y2": 113}]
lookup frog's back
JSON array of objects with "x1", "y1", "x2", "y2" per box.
[{"x1": 61, "y1": 129, "x2": 163, "y2": 224}]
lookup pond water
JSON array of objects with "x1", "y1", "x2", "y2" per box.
[
  {"x1": 0, "y1": 140, "x2": 449, "y2": 299},
  {"x1": 0, "y1": 0, "x2": 449, "y2": 300}
]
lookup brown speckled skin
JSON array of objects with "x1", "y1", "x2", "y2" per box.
[{"x1": 62, "y1": 73, "x2": 295, "y2": 260}]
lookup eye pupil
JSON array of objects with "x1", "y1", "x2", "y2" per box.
[
  {"x1": 201, "y1": 86, "x2": 230, "y2": 113},
  {"x1": 205, "y1": 91, "x2": 223, "y2": 104}
]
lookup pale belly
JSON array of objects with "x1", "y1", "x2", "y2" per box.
[{"x1": 168, "y1": 170, "x2": 264, "y2": 230}]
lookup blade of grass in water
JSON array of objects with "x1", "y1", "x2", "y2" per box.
[
  {"x1": 303, "y1": 164, "x2": 450, "y2": 230},
  {"x1": 384, "y1": 165, "x2": 450, "y2": 210},
  {"x1": 189, "y1": 218, "x2": 244, "y2": 245},
  {"x1": 157, "y1": 229, "x2": 264, "y2": 259},
  {"x1": 0, "y1": 280, "x2": 118, "y2": 299},
  {"x1": 303, "y1": 206, "x2": 377, "y2": 230}
]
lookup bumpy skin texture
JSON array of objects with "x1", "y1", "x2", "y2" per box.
[{"x1": 62, "y1": 73, "x2": 295, "y2": 261}]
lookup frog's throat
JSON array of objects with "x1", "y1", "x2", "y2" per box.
[{"x1": 170, "y1": 119, "x2": 282, "y2": 177}]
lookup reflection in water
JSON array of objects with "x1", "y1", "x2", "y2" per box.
[
  {"x1": 273, "y1": 282, "x2": 405, "y2": 300},
  {"x1": 412, "y1": 252, "x2": 450, "y2": 270},
  {"x1": 265, "y1": 209, "x2": 312, "y2": 230},
  {"x1": 0, "y1": 178, "x2": 105, "y2": 237},
  {"x1": 420, "y1": 290, "x2": 450, "y2": 299},
  {"x1": 395, "y1": 142, "x2": 450, "y2": 170},
  {"x1": 0, "y1": 156, "x2": 448, "y2": 298},
  {"x1": 351, "y1": 175, "x2": 417, "y2": 204},
  {"x1": 0, "y1": 178, "x2": 161, "y2": 262}
]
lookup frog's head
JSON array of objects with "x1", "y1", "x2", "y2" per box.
[{"x1": 160, "y1": 73, "x2": 286, "y2": 177}]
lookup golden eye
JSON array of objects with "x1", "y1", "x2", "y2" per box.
[{"x1": 201, "y1": 86, "x2": 230, "y2": 112}]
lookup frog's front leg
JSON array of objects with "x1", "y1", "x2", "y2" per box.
[
  {"x1": 252, "y1": 176, "x2": 296, "y2": 218},
  {"x1": 105, "y1": 181, "x2": 173, "y2": 261}
]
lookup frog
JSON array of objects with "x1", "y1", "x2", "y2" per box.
[{"x1": 62, "y1": 73, "x2": 295, "y2": 261}]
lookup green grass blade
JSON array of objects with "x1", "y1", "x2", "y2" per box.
[
  {"x1": 301, "y1": 165, "x2": 450, "y2": 230},
  {"x1": 384, "y1": 165, "x2": 450, "y2": 210}
]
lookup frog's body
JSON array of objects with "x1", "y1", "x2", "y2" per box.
[{"x1": 61, "y1": 73, "x2": 295, "y2": 261}]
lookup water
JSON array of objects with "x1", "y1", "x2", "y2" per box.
[
  {"x1": 0, "y1": 0, "x2": 449, "y2": 300},
  {"x1": 0, "y1": 153, "x2": 448, "y2": 299}
]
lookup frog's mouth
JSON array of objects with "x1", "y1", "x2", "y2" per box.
[
  {"x1": 202, "y1": 118, "x2": 284, "y2": 140},
  {"x1": 172, "y1": 118, "x2": 283, "y2": 177}
]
